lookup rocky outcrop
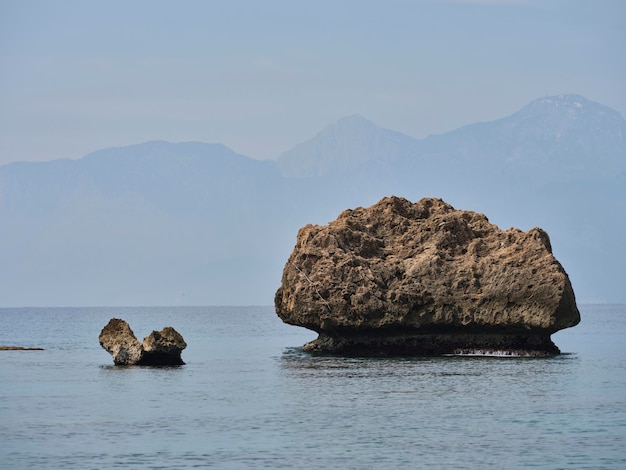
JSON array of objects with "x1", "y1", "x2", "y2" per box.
[
  {"x1": 141, "y1": 326, "x2": 188, "y2": 365},
  {"x1": 275, "y1": 196, "x2": 580, "y2": 356},
  {"x1": 99, "y1": 318, "x2": 187, "y2": 365}
]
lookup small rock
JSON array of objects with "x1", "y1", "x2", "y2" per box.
[
  {"x1": 141, "y1": 326, "x2": 187, "y2": 366},
  {"x1": 99, "y1": 318, "x2": 186, "y2": 365}
]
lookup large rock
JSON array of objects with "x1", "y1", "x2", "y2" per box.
[
  {"x1": 275, "y1": 196, "x2": 580, "y2": 356},
  {"x1": 99, "y1": 318, "x2": 187, "y2": 365}
]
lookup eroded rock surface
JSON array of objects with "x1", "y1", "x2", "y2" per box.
[
  {"x1": 141, "y1": 326, "x2": 187, "y2": 365},
  {"x1": 99, "y1": 318, "x2": 186, "y2": 365},
  {"x1": 275, "y1": 196, "x2": 580, "y2": 355}
]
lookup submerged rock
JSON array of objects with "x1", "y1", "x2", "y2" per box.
[
  {"x1": 99, "y1": 318, "x2": 186, "y2": 365},
  {"x1": 275, "y1": 196, "x2": 580, "y2": 356}
]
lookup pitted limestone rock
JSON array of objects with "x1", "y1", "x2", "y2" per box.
[
  {"x1": 99, "y1": 318, "x2": 186, "y2": 365},
  {"x1": 275, "y1": 196, "x2": 580, "y2": 355}
]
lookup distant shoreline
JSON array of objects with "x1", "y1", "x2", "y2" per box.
[{"x1": 0, "y1": 346, "x2": 44, "y2": 351}]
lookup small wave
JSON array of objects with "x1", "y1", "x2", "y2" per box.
[{"x1": 446, "y1": 349, "x2": 554, "y2": 358}]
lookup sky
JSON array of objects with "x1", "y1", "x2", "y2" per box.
[{"x1": 0, "y1": 0, "x2": 624, "y2": 166}]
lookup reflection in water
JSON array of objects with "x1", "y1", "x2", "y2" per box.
[{"x1": 272, "y1": 344, "x2": 595, "y2": 469}]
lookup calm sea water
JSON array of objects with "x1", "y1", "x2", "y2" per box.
[{"x1": 1, "y1": 304, "x2": 625, "y2": 469}]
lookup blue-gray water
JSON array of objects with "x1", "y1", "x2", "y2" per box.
[{"x1": 1, "y1": 305, "x2": 625, "y2": 469}]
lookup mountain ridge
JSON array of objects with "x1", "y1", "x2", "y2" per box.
[{"x1": 1, "y1": 94, "x2": 624, "y2": 306}]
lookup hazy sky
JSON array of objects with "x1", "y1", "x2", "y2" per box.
[{"x1": 1, "y1": 0, "x2": 624, "y2": 165}]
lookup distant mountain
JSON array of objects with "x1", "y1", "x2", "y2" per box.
[
  {"x1": 0, "y1": 141, "x2": 281, "y2": 219},
  {"x1": 417, "y1": 94, "x2": 626, "y2": 183},
  {"x1": 1, "y1": 95, "x2": 624, "y2": 306},
  {"x1": 278, "y1": 95, "x2": 626, "y2": 184},
  {"x1": 0, "y1": 141, "x2": 295, "y2": 306},
  {"x1": 277, "y1": 115, "x2": 420, "y2": 178}
]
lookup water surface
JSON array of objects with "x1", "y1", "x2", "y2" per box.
[{"x1": 1, "y1": 305, "x2": 625, "y2": 469}]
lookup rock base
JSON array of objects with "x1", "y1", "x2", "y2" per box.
[{"x1": 302, "y1": 330, "x2": 560, "y2": 357}]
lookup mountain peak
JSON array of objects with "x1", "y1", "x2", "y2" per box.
[
  {"x1": 518, "y1": 94, "x2": 624, "y2": 122},
  {"x1": 277, "y1": 116, "x2": 419, "y2": 178},
  {"x1": 332, "y1": 114, "x2": 377, "y2": 128},
  {"x1": 308, "y1": 115, "x2": 380, "y2": 143},
  {"x1": 535, "y1": 94, "x2": 590, "y2": 108}
]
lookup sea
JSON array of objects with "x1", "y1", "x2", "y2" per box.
[{"x1": 1, "y1": 304, "x2": 625, "y2": 469}]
